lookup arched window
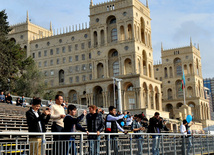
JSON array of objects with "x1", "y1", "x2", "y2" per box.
[
  {"x1": 148, "y1": 64, "x2": 152, "y2": 78},
  {"x1": 189, "y1": 64, "x2": 193, "y2": 75},
  {"x1": 196, "y1": 59, "x2": 199, "y2": 75},
  {"x1": 174, "y1": 58, "x2": 182, "y2": 76},
  {"x1": 111, "y1": 28, "x2": 117, "y2": 42},
  {"x1": 169, "y1": 67, "x2": 173, "y2": 77},
  {"x1": 110, "y1": 18, "x2": 116, "y2": 24},
  {"x1": 167, "y1": 89, "x2": 172, "y2": 99},
  {"x1": 97, "y1": 63, "x2": 104, "y2": 78},
  {"x1": 59, "y1": 70, "x2": 64, "y2": 84},
  {"x1": 124, "y1": 58, "x2": 132, "y2": 75},
  {"x1": 176, "y1": 103, "x2": 183, "y2": 109},
  {"x1": 128, "y1": 24, "x2": 132, "y2": 40},
  {"x1": 127, "y1": 85, "x2": 134, "y2": 91},
  {"x1": 112, "y1": 51, "x2": 118, "y2": 57},
  {"x1": 140, "y1": 17, "x2": 145, "y2": 44},
  {"x1": 143, "y1": 50, "x2": 147, "y2": 76},
  {"x1": 120, "y1": 26, "x2": 125, "y2": 41},
  {"x1": 94, "y1": 31, "x2": 98, "y2": 47},
  {"x1": 184, "y1": 64, "x2": 188, "y2": 75},
  {"x1": 101, "y1": 30, "x2": 105, "y2": 45},
  {"x1": 164, "y1": 67, "x2": 168, "y2": 78},
  {"x1": 176, "y1": 80, "x2": 183, "y2": 98},
  {"x1": 187, "y1": 86, "x2": 193, "y2": 98},
  {"x1": 113, "y1": 61, "x2": 119, "y2": 76}
]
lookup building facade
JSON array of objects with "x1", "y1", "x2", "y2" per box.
[
  {"x1": 154, "y1": 41, "x2": 211, "y2": 123},
  {"x1": 204, "y1": 78, "x2": 214, "y2": 120},
  {"x1": 8, "y1": 0, "x2": 163, "y2": 113}
]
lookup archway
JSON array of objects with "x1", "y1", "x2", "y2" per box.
[
  {"x1": 93, "y1": 86, "x2": 103, "y2": 107},
  {"x1": 108, "y1": 49, "x2": 119, "y2": 77},
  {"x1": 68, "y1": 90, "x2": 77, "y2": 103},
  {"x1": 97, "y1": 63, "x2": 104, "y2": 78},
  {"x1": 124, "y1": 58, "x2": 132, "y2": 75},
  {"x1": 166, "y1": 104, "x2": 174, "y2": 119}
]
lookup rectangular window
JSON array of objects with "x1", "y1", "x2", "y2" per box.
[
  {"x1": 69, "y1": 56, "x2": 72, "y2": 62},
  {"x1": 44, "y1": 61, "x2": 47, "y2": 67},
  {"x1": 32, "y1": 53, "x2": 35, "y2": 58},
  {"x1": 68, "y1": 45, "x2": 72, "y2": 52},
  {"x1": 50, "y1": 60, "x2": 53, "y2": 66},
  {"x1": 76, "y1": 76, "x2": 79, "y2": 82},
  {"x1": 75, "y1": 55, "x2": 79, "y2": 61},
  {"x1": 81, "y1": 43, "x2": 85, "y2": 49},
  {"x1": 89, "y1": 53, "x2": 91, "y2": 59},
  {"x1": 38, "y1": 51, "x2": 41, "y2": 57},
  {"x1": 50, "y1": 49, "x2": 53, "y2": 55},
  {"x1": 82, "y1": 75, "x2": 86, "y2": 81},
  {"x1": 56, "y1": 48, "x2": 60, "y2": 54},
  {"x1": 50, "y1": 70, "x2": 54, "y2": 76},
  {"x1": 82, "y1": 54, "x2": 85, "y2": 60},
  {"x1": 44, "y1": 50, "x2": 47, "y2": 56},
  {"x1": 38, "y1": 62, "x2": 41, "y2": 67},
  {"x1": 82, "y1": 64, "x2": 86, "y2": 71},
  {"x1": 69, "y1": 66, "x2": 73, "y2": 73},
  {"x1": 75, "y1": 65, "x2": 80, "y2": 72},
  {"x1": 63, "y1": 57, "x2": 66, "y2": 63},
  {"x1": 62, "y1": 47, "x2": 66, "y2": 53},
  {"x1": 57, "y1": 58, "x2": 60, "y2": 64},
  {"x1": 51, "y1": 80, "x2": 54, "y2": 87},
  {"x1": 75, "y1": 44, "x2": 78, "y2": 50},
  {"x1": 89, "y1": 74, "x2": 92, "y2": 80},
  {"x1": 44, "y1": 71, "x2": 48, "y2": 76},
  {"x1": 89, "y1": 63, "x2": 92, "y2": 70},
  {"x1": 69, "y1": 77, "x2": 73, "y2": 83}
]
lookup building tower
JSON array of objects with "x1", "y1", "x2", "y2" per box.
[{"x1": 154, "y1": 39, "x2": 211, "y2": 125}]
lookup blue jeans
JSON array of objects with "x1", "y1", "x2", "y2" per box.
[
  {"x1": 67, "y1": 137, "x2": 76, "y2": 155},
  {"x1": 137, "y1": 137, "x2": 144, "y2": 155},
  {"x1": 152, "y1": 136, "x2": 160, "y2": 155},
  {"x1": 187, "y1": 137, "x2": 192, "y2": 155},
  {"x1": 88, "y1": 136, "x2": 100, "y2": 155}
]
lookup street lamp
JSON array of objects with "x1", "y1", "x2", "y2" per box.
[{"x1": 112, "y1": 77, "x2": 122, "y2": 112}]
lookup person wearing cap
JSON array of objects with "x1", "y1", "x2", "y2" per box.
[{"x1": 131, "y1": 114, "x2": 145, "y2": 155}]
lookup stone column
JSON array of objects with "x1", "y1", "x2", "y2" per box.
[
  {"x1": 102, "y1": 92, "x2": 105, "y2": 108},
  {"x1": 147, "y1": 90, "x2": 150, "y2": 109},
  {"x1": 104, "y1": 26, "x2": 108, "y2": 45},
  {"x1": 97, "y1": 29, "x2": 101, "y2": 46},
  {"x1": 117, "y1": 24, "x2": 120, "y2": 42},
  {"x1": 124, "y1": 23, "x2": 128, "y2": 40}
]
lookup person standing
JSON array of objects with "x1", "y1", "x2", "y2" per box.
[
  {"x1": 131, "y1": 114, "x2": 145, "y2": 155},
  {"x1": 20, "y1": 95, "x2": 25, "y2": 105},
  {"x1": 5, "y1": 93, "x2": 12, "y2": 104},
  {"x1": 63, "y1": 105, "x2": 87, "y2": 155},
  {"x1": 147, "y1": 112, "x2": 163, "y2": 155},
  {"x1": 105, "y1": 106, "x2": 127, "y2": 155},
  {"x1": 0, "y1": 92, "x2": 5, "y2": 103},
  {"x1": 86, "y1": 105, "x2": 104, "y2": 155},
  {"x1": 26, "y1": 98, "x2": 50, "y2": 155},
  {"x1": 50, "y1": 95, "x2": 66, "y2": 154}
]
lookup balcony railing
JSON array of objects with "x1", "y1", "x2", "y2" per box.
[{"x1": 0, "y1": 132, "x2": 214, "y2": 155}]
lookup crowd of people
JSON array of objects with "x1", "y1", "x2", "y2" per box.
[{"x1": 25, "y1": 94, "x2": 194, "y2": 155}]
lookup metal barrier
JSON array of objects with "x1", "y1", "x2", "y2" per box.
[{"x1": 0, "y1": 132, "x2": 214, "y2": 155}]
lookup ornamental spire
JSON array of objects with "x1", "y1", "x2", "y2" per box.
[{"x1": 26, "y1": 10, "x2": 29, "y2": 23}]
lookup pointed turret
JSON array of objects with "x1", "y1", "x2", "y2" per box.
[
  {"x1": 190, "y1": 37, "x2": 193, "y2": 47},
  {"x1": 161, "y1": 42, "x2": 163, "y2": 52},
  {"x1": 90, "y1": 0, "x2": 93, "y2": 6},
  {"x1": 50, "y1": 21, "x2": 52, "y2": 31},
  {"x1": 26, "y1": 11, "x2": 29, "y2": 23},
  {"x1": 146, "y1": 0, "x2": 149, "y2": 8}
]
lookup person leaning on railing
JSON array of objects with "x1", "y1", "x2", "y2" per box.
[
  {"x1": 131, "y1": 114, "x2": 145, "y2": 155},
  {"x1": 63, "y1": 105, "x2": 88, "y2": 155},
  {"x1": 147, "y1": 112, "x2": 163, "y2": 155},
  {"x1": 26, "y1": 98, "x2": 50, "y2": 155},
  {"x1": 86, "y1": 105, "x2": 104, "y2": 155},
  {"x1": 105, "y1": 106, "x2": 128, "y2": 155}
]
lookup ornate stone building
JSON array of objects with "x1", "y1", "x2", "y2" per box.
[
  {"x1": 153, "y1": 40, "x2": 212, "y2": 126},
  {"x1": 8, "y1": 0, "x2": 163, "y2": 114}
]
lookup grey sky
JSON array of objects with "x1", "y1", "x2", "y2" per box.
[{"x1": 1, "y1": 0, "x2": 214, "y2": 78}]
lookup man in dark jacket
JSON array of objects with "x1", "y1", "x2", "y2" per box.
[
  {"x1": 148, "y1": 112, "x2": 163, "y2": 155},
  {"x1": 26, "y1": 98, "x2": 50, "y2": 155},
  {"x1": 86, "y1": 105, "x2": 104, "y2": 155},
  {"x1": 63, "y1": 105, "x2": 87, "y2": 155}
]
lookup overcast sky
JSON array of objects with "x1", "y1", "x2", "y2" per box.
[{"x1": 1, "y1": 0, "x2": 214, "y2": 78}]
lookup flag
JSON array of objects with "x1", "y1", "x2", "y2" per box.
[{"x1": 181, "y1": 71, "x2": 186, "y2": 90}]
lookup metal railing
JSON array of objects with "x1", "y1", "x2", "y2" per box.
[{"x1": 0, "y1": 132, "x2": 214, "y2": 155}]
